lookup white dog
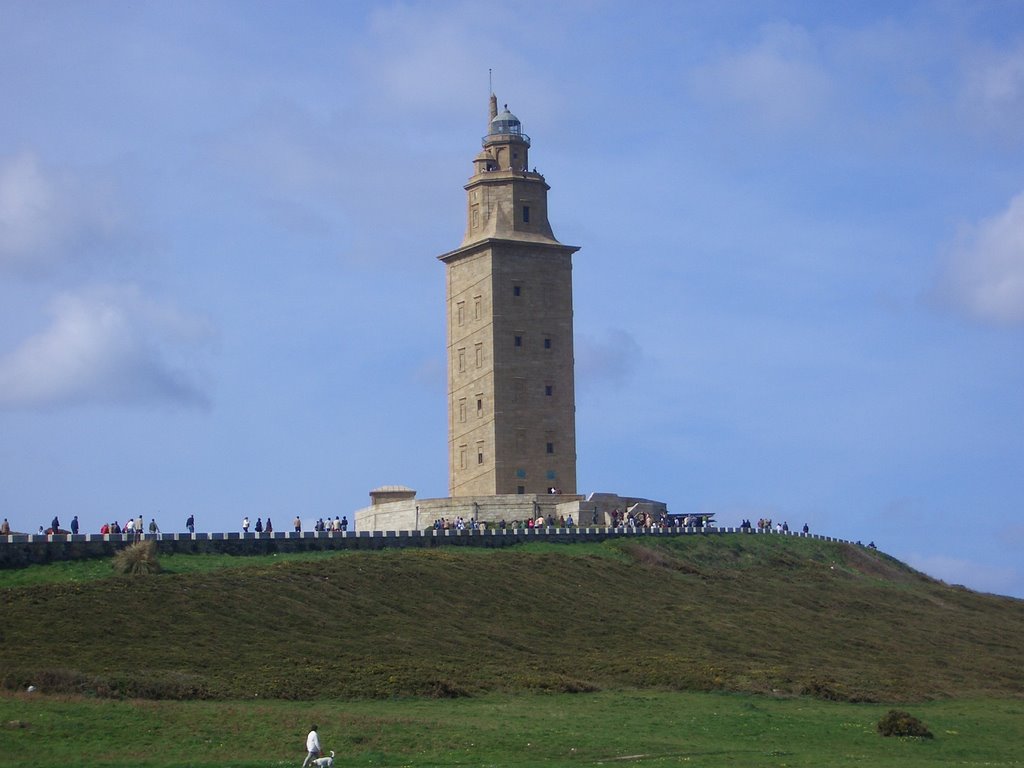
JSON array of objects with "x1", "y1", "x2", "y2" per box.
[{"x1": 311, "y1": 751, "x2": 335, "y2": 768}]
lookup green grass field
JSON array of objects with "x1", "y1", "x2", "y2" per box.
[
  {"x1": 2, "y1": 537, "x2": 1022, "y2": 766},
  {"x1": 3, "y1": 538, "x2": 1022, "y2": 702},
  {"x1": 1, "y1": 690, "x2": 1021, "y2": 767}
]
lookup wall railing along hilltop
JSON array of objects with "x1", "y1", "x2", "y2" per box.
[{"x1": 0, "y1": 527, "x2": 852, "y2": 568}]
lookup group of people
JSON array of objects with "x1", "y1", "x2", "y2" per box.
[
  {"x1": 241, "y1": 516, "x2": 275, "y2": 534},
  {"x1": 432, "y1": 514, "x2": 581, "y2": 531},
  {"x1": 6, "y1": 511, "x2": 359, "y2": 537},
  {"x1": 97, "y1": 516, "x2": 161, "y2": 536},
  {"x1": 738, "y1": 519, "x2": 810, "y2": 535},
  {"x1": 312, "y1": 516, "x2": 347, "y2": 533},
  {"x1": 45, "y1": 515, "x2": 80, "y2": 535},
  {"x1": 240, "y1": 516, "x2": 352, "y2": 534},
  {"x1": 605, "y1": 508, "x2": 711, "y2": 530},
  {"x1": 429, "y1": 511, "x2": 735, "y2": 531},
  {"x1": 24, "y1": 515, "x2": 82, "y2": 535},
  {"x1": 430, "y1": 520, "x2": 481, "y2": 532},
  {"x1": 6, "y1": 512, "x2": 820, "y2": 540}
]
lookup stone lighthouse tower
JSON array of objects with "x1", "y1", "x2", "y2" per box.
[{"x1": 438, "y1": 95, "x2": 580, "y2": 497}]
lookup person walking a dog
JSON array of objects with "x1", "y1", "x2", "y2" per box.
[{"x1": 301, "y1": 724, "x2": 322, "y2": 767}]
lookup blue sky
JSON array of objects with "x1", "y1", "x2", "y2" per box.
[{"x1": 1, "y1": 1, "x2": 1022, "y2": 597}]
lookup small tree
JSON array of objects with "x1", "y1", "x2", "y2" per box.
[
  {"x1": 877, "y1": 709, "x2": 933, "y2": 739},
  {"x1": 112, "y1": 541, "x2": 161, "y2": 575}
]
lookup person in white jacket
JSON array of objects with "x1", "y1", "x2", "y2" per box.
[{"x1": 301, "y1": 725, "x2": 322, "y2": 767}]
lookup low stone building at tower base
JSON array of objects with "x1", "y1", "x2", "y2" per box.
[{"x1": 354, "y1": 488, "x2": 668, "y2": 532}]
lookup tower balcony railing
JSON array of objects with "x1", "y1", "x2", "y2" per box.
[{"x1": 482, "y1": 131, "x2": 531, "y2": 146}]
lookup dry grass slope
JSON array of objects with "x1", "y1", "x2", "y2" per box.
[{"x1": 1, "y1": 536, "x2": 1021, "y2": 702}]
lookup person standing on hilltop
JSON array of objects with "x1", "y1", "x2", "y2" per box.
[
  {"x1": 265, "y1": 517, "x2": 273, "y2": 534},
  {"x1": 186, "y1": 514, "x2": 195, "y2": 534},
  {"x1": 50, "y1": 516, "x2": 60, "y2": 533},
  {"x1": 242, "y1": 516, "x2": 250, "y2": 533},
  {"x1": 293, "y1": 515, "x2": 301, "y2": 532},
  {"x1": 70, "y1": 515, "x2": 79, "y2": 535},
  {"x1": 1, "y1": 518, "x2": 10, "y2": 535},
  {"x1": 255, "y1": 517, "x2": 263, "y2": 534},
  {"x1": 301, "y1": 724, "x2": 322, "y2": 768}
]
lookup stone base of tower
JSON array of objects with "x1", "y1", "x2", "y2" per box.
[{"x1": 354, "y1": 490, "x2": 668, "y2": 532}]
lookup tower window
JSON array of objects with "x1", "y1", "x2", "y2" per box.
[
  {"x1": 545, "y1": 385, "x2": 553, "y2": 396},
  {"x1": 513, "y1": 285, "x2": 521, "y2": 297},
  {"x1": 517, "y1": 486, "x2": 525, "y2": 494},
  {"x1": 477, "y1": 398, "x2": 483, "y2": 417},
  {"x1": 473, "y1": 296, "x2": 482, "y2": 320},
  {"x1": 544, "y1": 337, "x2": 552, "y2": 349},
  {"x1": 546, "y1": 442, "x2": 555, "y2": 454},
  {"x1": 514, "y1": 335, "x2": 522, "y2": 348},
  {"x1": 522, "y1": 205, "x2": 530, "y2": 223},
  {"x1": 457, "y1": 348, "x2": 466, "y2": 372},
  {"x1": 475, "y1": 343, "x2": 483, "y2": 368},
  {"x1": 478, "y1": 450, "x2": 484, "y2": 465},
  {"x1": 457, "y1": 302, "x2": 465, "y2": 326},
  {"x1": 458, "y1": 398, "x2": 466, "y2": 423}
]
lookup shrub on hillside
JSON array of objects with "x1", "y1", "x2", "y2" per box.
[
  {"x1": 112, "y1": 541, "x2": 161, "y2": 575},
  {"x1": 877, "y1": 709, "x2": 933, "y2": 739},
  {"x1": 1, "y1": 668, "x2": 212, "y2": 699}
]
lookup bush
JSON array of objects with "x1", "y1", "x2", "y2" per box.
[
  {"x1": 877, "y1": 709, "x2": 933, "y2": 739},
  {"x1": 112, "y1": 541, "x2": 161, "y2": 575},
  {"x1": 1, "y1": 667, "x2": 213, "y2": 699}
]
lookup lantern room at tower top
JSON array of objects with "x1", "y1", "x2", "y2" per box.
[
  {"x1": 487, "y1": 106, "x2": 530, "y2": 144},
  {"x1": 472, "y1": 94, "x2": 532, "y2": 174},
  {"x1": 487, "y1": 97, "x2": 531, "y2": 143}
]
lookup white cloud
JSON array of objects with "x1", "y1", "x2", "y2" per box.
[
  {"x1": 960, "y1": 43, "x2": 1024, "y2": 139},
  {"x1": 0, "y1": 152, "x2": 123, "y2": 278},
  {"x1": 0, "y1": 286, "x2": 213, "y2": 410},
  {"x1": 940, "y1": 192, "x2": 1024, "y2": 325},
  {"x1": 689, "y1": 22, "x2": 832, "y2": 128}
]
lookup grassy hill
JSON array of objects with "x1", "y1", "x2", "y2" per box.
[{"x1": 1, "y1": 535, "x2": 1022, "y2": 702}]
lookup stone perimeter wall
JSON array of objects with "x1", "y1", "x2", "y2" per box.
[{"x1": 0, "y1": 528, "x2": 851, "y2": 569}]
